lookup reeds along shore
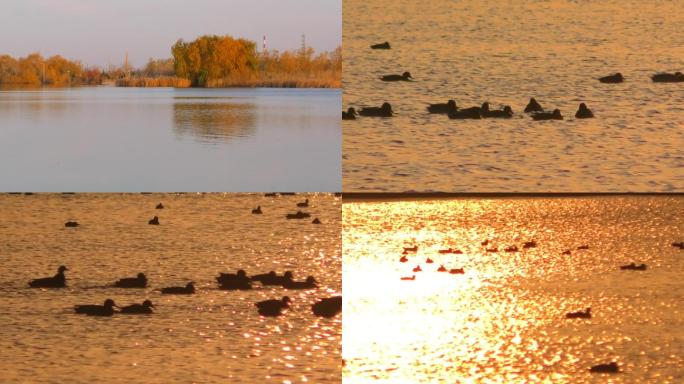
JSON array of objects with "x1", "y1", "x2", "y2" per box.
[{"x1": 116, "y1": 71, "x2": 340, "y2": 89}]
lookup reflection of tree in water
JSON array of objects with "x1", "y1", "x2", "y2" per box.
[{"x1": 173, "y1": 102, "x2": 256, "y2": 142}]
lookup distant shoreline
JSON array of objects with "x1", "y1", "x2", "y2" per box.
[{"x1": 342, "y1": 192, "x2": 684, "y2": 202}]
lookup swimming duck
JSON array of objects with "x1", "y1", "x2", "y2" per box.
[
  {"x1": 620, "y1": 263, "x2": 647, "y2": 271},
  {"x1": 437, "y1": 265, "x2": 447, "y2": 272},
  {"x1": 219, "y1": 275, "x2": 253, "y2": 290},
  {"x1": 256, "y1": 296, "x2": 291, "y2": 317},
  {"x1": 297, "y1": 199, "x2": 309, "y2": 207},
  {"x1": 577, "y1": 245, "x2": 589, "y2": 250},
  {"x1": 486, "y1": 247, "x2": 498, "y2": 253},
  {"x1": 399, "y1": 255, "x2": 408, "y2": 263},
  {"x1": 589, "y1": 362, "x2": 619, "y2": 373},
  {"x1": 358, "y1": 102, "x2": 393, "y2": 117},
  {"x1": 64, "y1": 221, "x2": 79, "y2": 228},
  {"x1": 283, "y1": 276, "x2": 318, "y2": 290},
  {"x1": 217, "y1": 269, "x2": 249, "y2": 284},
  {"x1": 114, "y1": 272, "x2": 148, "y2": 288},
  {"x1": 252, "y1": 206, "x2": 262, "y2": 214},
  {"x1": 575, "y1": 103, "x2": 594, "y2": 118},
  {"x1": 312, "y1": 218, "x2": 321, "y2": 224},
  {"x1": 120, "y1": 300, "x2": 155, "y2": 314},
  {"x1": 156, "y1": 203, "x2": 164, "y2": 209},
  {"x1": 400, "y1": 275, "x2": 416, "y2": 281},
  {"x1": 448, "y1": 106, "x2": 481, "y2": 119},
  {"x1": 599, "y1": 73, "x2": 624, "y2": 83},
  {"x1": 161, "y1": 282, "x2": 195, "y2": 294},
  {"x1": 562, "y1": 250, "x2": 572, "y2": 255},
  {"x1": 29, "y1": 266, "x2": 68, "y2": 288},
  {"x1": 481, "y1": 102, "x2": 513, "y2": 118},
  {"x1": 449, "y1": 268, "x2": 465, "y2": 274},
  {"x1": 651, "y1": 72, "x2": 684, "y2": 83},
  {"x1": 412, "y1": 265, "x2": 422, "y2": 273},
  {"x1": 425, "y1": 258, "x2": 434, "y2": 264},
  {"x1": 565, "y1": 307, "x2": 591, "y2": 319},
  {"x1": 523, "y1": 241, "x2": 537, "y2": 249},
  {"x1": 312, "y1": 296, "x2": 342, "y2": 318},
  {"x1": 342, "y1": 107, "x2": 357, "y2": 120},
  {"x1": 672, "y1": 241, "x2": 684, "y2": 249},
  {"x1": 148, "y1": 216, "x2": 160, "y2": 225},
  {"x1": 285, "y1": 211, "x2": 311, "y2": 219},
  {"x1": 504, "y1": 245, "x2": 519, "y2": 253},
  {"x1": 370, "y1": 41, "x2": 391, "y2": 49},
  {"x1": 403, "y1": 245, "x2": 418, "y2": 253},
  {"x1": 438, "y1": 248, "x2": 463, "y2": 254},
  {"x1": 74, "y1": 299, "x2": 117, "y2": 316},
  {"x1": 427, "y1": 100, "x2": 457, "y2": 114},
  {"x1": 532, "y1": 109, "x2": 563, "y2": 120},
  {"x1": 524, "y1": 98, "x2": 544, "y2": 113},
  {"x1": 381, "y1": 72, "x2": 413, "y2": 82},
  {"x1": 481, "y1": 239, "x2": 490, "y2": 246}
]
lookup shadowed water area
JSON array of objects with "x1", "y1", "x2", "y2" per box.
[
  {"x1": 0, "y1": 87, "x2": 340, "y2": 192},
  {"x1": 0, "y1": 193, "x2": 341, "y2": 383},
  {"x1": 343, "y1": 0, "x2": 684, "y2": 192},
  {"x1": 343, "y1": 195, "x2": 684, "y2": 383}
]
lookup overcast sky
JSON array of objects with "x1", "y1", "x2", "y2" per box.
[{"x1": 0, "y1": 0, "x2": 341, "y2": 68}]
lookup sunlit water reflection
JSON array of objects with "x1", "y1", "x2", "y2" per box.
[
  {"x1": 343, "y1": 196, "x2": 684, "y2": 383},
  {"x1": 0, "y1": 193, "x2": 341, "y2": 383}
]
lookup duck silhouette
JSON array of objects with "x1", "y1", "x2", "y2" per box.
[
  {"x1": 481, "y1": 102, "x2": 513, "y2": 118},
  {"x1": 577, "y1": 245, "x2": 589, "y2": 250},
  {"x1": 283, "y1": 276, "x2": 318, "y2": 290},
  {"x1": 425, "y1": 258, "x2": 434, "y2": 264},
  {"x1": 120, "y1": 300, "x2": 155, "y2": 314},
  {"x1": 148, "y1": 216, "x2": 160, "y2": 225},
  {"x1": 672, "y1": 241, "x2": 684, "y2": 249},
  {"x1": 438, "y1": 248, "x2": 462, "y2": 254},
  {"x1": 400, "y1": 275, "x2": 416, "y2": 281},
  {"x1": 448, "y1": 106, "x2": 481, "y2": 119},
  {"x1": 161, "y1": 282, "x2": 195, "y2": 294},
  {"x1": 156, "y1": 203, "x2": 164, "y2": 209},
  {"x1": 565, "y1": 307, "x2": 591, "y2": 319},
  {"x1": 651, "y1": 72, "x2": 684, "y2": 83},
  {"x1": 437, "y1": 265, "x2": 447, "y2": 272},
  {"x1": 449, "y1": 268, "x2": 465, "y2": 274},
  {"x1": 29, "y1": 266, "x2": 68, "y2": 288},
  {"x1": 114, "y1": 273, "x2": 147, "y2": 288},
  {"x1": 403, "y1": 245, "x2": 418, "y2": 253},
  {"x1": 381, "y1": 72, "x2": 412, "y2": 82},
  {"x1": 399, "y1": 255, "x2": 408, "y2": 263},
  {"x1": 64, "y1": 221, "x2": 79, "y2": 228},
  {"x1": 74, "y1": 299, "x2": 117, "y2": 316},
  {"x1": 412, "y1": 265, "x2": 422, "y2": 273},
  {"x1": 342, "y1": 107, "x2": 357, "y2": 120},
  {"x1": 523, "y1": 241, "x2": 537, "y2": 249},
  {"x1": 252, "y1": 206, "x2": 262, "y2": 214},
  {"x1": 427, "y1": 100, "x2": 457, "y2": 114},
  {"x1": 359, "y1": 102, "x2": 393, "y2": 117},
  {"x1": 575, "y1": 103, "x2": 594, "y2": 118},
  {"x1": 524, "y1": 98, "x2": 544, "y2": 113},
  {"x1": 255, "y1": 271, "x2": 294, "y2": 286},
  {"x1": 286, "y1": 211, "x2": 311, "y2": 219},
  {"x1": 370, "y1": 41, "x2": 391, "y2": 49},
  {"x1": 599, "y1": 73, "x2": 624, "y2": 83},
  {"x1": 256, "y1": 296, "x2": 291, "y2": 317},
  {"x1": 505, "y1": 245, "x2": 519, "y2": 253},
  {"x1": 217, "y1": 269, "x2": 252, "y2": 290},
  {"x1": 589, "y1": 362, "x2": 619, "y2": 373},
  {"x1": 312, "y1": 218, "x2": 322, "y2": 224},
  {"x1": 620, "y1": 263, "x2": 647, "y2": 271},
  {"x1": 532, "y1": 109, "x2": 563, "y2": 120},
  {"x1": 297, "y1": 199, "x2": 309, "y2": 207},
  {"x1": 312, "y1": 296, "x2": 342, "y2": 318}
]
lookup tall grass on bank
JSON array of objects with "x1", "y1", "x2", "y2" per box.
[{"x1": 115, "y1": 76, "x2": 191, "y2": 88}]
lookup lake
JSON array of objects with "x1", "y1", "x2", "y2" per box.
[
  {"x1": 343, "y1": 195, "x2": 684, "y2": 383},
  {"x1": 0, "y1": 193, "x2": 341, "y2": 383},
  {"x1": 343, "y1": 0, "x2": 684, "y2": 192},
  {"x1": 0, "y1": 87, "x2": 340, "y2": 192}
]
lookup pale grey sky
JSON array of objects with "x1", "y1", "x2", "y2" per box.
[{"x1": 0, "y1": 0, "x2": 341, "y2": 68}]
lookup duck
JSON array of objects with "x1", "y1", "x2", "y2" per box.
[
  {"x1": 486, "y1": 247, "x2": 498, "y2": 252},
  {"x1": 599, "y1": 73, "x2": 624, "y2": 83},
  {"x1": 481, "y1": 102, "x2": 513, "y2": 118},
  {"x1": 256, "y1": 296, "x2": 291, "y2": 317},
  {"x1": 114, "y1": 272, "x2": 148, "y2": 288},
  {"x1": 74, "y1": 299, "x2": 117, "y2": 316},
  {"x1": 156, "y1": 203, "x2": 164, "y2": 209},
  {"x1": 412, "y1": 265, "x2": 422, "y2": 273},
  {"x1": 381, "y1": 72, "x2": 413, "y2": 82},
  {"x1": 297, "y1": 199, "x2": 309, "y2": 207},
  {"x1": 400, "y1": 275, "x2": 416, "y2": 281},
  {"x1": 427, "y1": 100, "x2": 457, "y2": 114},
  {"x1": 342, "y1": 107, "x2": 357, "y2": 120},
  {"x1": 120, "y1": 300, "x2": 155, "y2": 314},
  {"x1": 283, "y1": 276, "x2": 318, "y2": 290},
  {"x1": 449, "y1": 268, "x2": 465, "y2": 274},
  {"x1": 504, "y1": 245, "x2": 519, "y2": 253},
  {"x1": 481, "y1": 239, "x2": 490, "y2": 246},
  {"x1": 312, "y1": 218, "x2": 321, "y2": 224},
  {"x1": 565, "y1": 307, "x2": 591, "y2": 319},
  {"x1": 312, "y1": 296, "x2": 342, "y2": 318},
  {"x1": 524, "y1": 98, "x2": 544, "y2": 113},
  {"x1": 651, "y1": 71, "x2": 684, "y2": 83},
  {"x1": 589, "y1": 362, "x2": 619, "y2": 373},
  {"x1": 562, "y1": 250, "x2": 572, "y2": 255},
  {"x1": 252, "y1": 206, "x2": 262, "y2": 214},
  {"x1": 438, "y1": 248, "x2": 463, "y2": 254},
  {"x1": 577, "y1": 245, "x2": 590, "y2": 250},
  {"x1": 285, "y1": 211, "x2": 311, "y2": 219},
  {"x1": 370, "y1": 41, "x2": 391, "y2": 49},
  {"x1": 217, "y1": 269, "x2": 249, "y2": 284},
  {"x1": 448, "y1": 106, "x2": 481, "y2": 119},
  {"x1": 532, "y1": 109, "x2": 563, "y2": 120},
  {"x1": 64, "y1": 221, "x2": 79, "y2": 228},
  {"x1": 523, "y1": 241, "x2": 537, "y2": 249},
  {"x1": 399, "y1": 255, "x2": 408, "y2": 263},
  {"x1": 425, "y1": 258, "x2": 434, "y2": 264},
  {"x1": 259, "y1": 271, "x2": 295, "y2": 286},
  {"x1": 403, "y1": 245, "x2": 418, "y2": 253},
  {"x1": 620, "y1": 263, "x2": 647, "y2": 271},
  {"x1": 148, "y1": 216, "x2": 160, "y2": 225},
  {"x1": 671, "y1": 241, "x2": 684, "y2": 249},
  {"x1": 437, "y1": 265, "x2": 447, "y2": 272},
  {"x1": 161, "y1": 282, "x2": 195, "y2": 294},
  {"x1": 358, "y1": 102, "x2": 393, "y2": 117},
  {"x1": 29, "y1": 265, "x2": 68, "y2": 288},
  {"x1": 575, "y1": 103, "x2": 594, "y2": 118}
]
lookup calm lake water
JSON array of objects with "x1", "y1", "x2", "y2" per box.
[
  {"x1": 343, "y1": 0, "x2": 684, "y2": 192},
  {"x1": 0, "y1": 193, "x2": 341, "y2": 383},
  {"x1": 0, "y1": 87, "x2": 340, "y2": 192},
  {"x1": 343, "y1": 196, "x2": 684, "y2": 383}
]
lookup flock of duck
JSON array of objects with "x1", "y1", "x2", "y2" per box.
[
  {"x1": 395, "y1": 237, "x2": 684, "y2": 374},
  {"x1": 28, "y1": 197, "x2": 341, "y2": 319},
  {"x1": 341, "y1": 41, "x2": 683, "y2": 122}
]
